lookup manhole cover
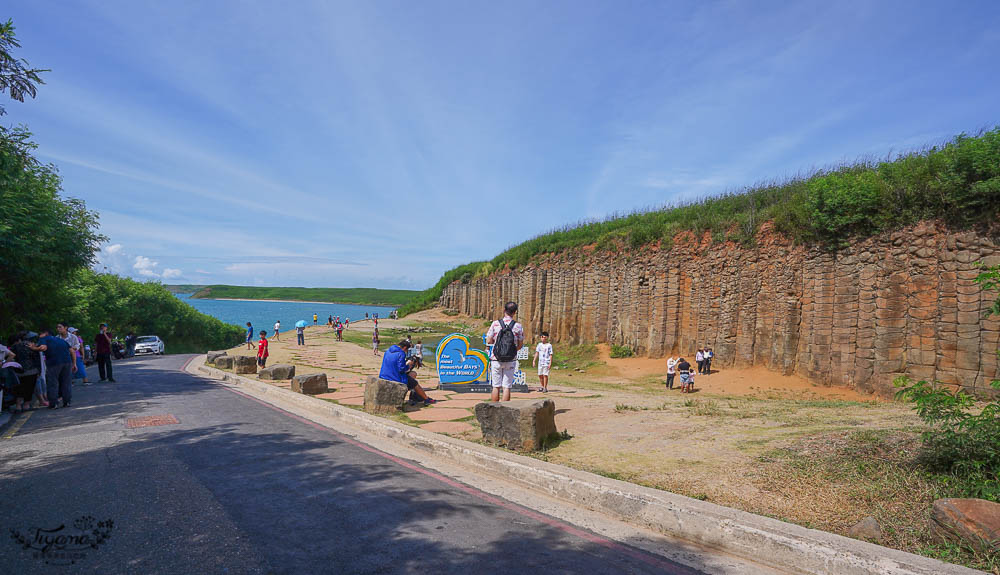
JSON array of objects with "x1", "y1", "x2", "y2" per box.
[{"x1": 126, "y1": 414, "x2": 179, "y2": 428}]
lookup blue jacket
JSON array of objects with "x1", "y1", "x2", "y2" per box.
[{"x1": 379, "y1": 345, "x2": 408, "y2": 383}]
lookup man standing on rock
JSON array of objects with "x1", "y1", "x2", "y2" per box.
[{"x1": 485, "y1": 301, "x2": 525, "y2": 402}]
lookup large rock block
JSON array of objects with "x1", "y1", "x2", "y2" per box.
[
  {"x1": 364, "y1": 376, "x2": 408, "y2": 414},
  {"x1": 214, "y1": 356, "x2": 234, "y2": 369},
  {"x1": 292, "y1": 373, "x2": 328, "y2": 395},
  {"x1": 206, "y1": 351, "x2": 228, "y2": 365},
  {"x1": 259, "y1": 364, "x2": 295, "y2": 380},
  {"x1": 233, "y1": 356, "x2": 258, "y2": 375},
  {"x1": 475, "y1": 399, "x2": 558, "y2": 451},
  {"x1": 931, "y1": 498, "x2": 1000, "y2": 553}
]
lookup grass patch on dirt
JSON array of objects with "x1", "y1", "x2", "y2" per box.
[
  {"x1": 751, "y1": 429, "x2": 997, "y2": 573},
  {"x1": 553, "y1": 344, "x2": 605, "y2": 372}
]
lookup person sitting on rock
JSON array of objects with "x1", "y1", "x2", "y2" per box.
[{"x1": 378, "y1": 340, "x2": 436, "y2": 407}]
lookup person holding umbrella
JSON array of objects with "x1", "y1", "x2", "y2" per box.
[{"x1": 295, "y1": 320, "x2": 307, "y2": 346}]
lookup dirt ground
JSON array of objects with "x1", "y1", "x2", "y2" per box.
[{"x1": 218, "y1": 308, "x2": 993, "y2": 571}]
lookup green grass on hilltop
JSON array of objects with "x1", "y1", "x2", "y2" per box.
[
  {"x1": 176, "y1": 285, "x2": 419, "y2": 307},
  {"x1": 401, "y1": 128, "x2": 1000, "y2": 316}
]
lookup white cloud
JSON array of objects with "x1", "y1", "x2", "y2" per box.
[
  {"x1": 105, "y1": 243, "x2": 123, "y2": 254},
  {"x1": 133, "y1": 255, "x2": 159, "y2": 272},
  {"x1": 162, "y1": 268, "x2": 183, "y2": 279},
  {"x1": 137, "y1": 269, "x2": 159, "y2": 277}
]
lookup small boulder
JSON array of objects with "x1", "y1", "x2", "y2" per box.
[
  {"x1": 214, "y1": 356, "x2": 234, "y2": 369},
  {"x1": 259, "y1": 364, "x2": 295, "y2": 380},
  {"x1": 475, "y1": 399, "x2": 558, "y2": 451},
  {"x1": 206, "y1": 351, "x2": 228, "y2": 365},
  {"x1": 364, "y1": 376, "x2": 408, "y2": 414},
  {"x1": 292, "y1": 373, "x2": 328, "y2": 395},
  {"x1": 931, "y1": 498, "x2": 1000, "y2": 553},
  {"x1": 848, "y1": 516, "x2": 882, "y2": 543},
  {"x1": 233, "y1": 356, "x2": 258, "y2": 375}
]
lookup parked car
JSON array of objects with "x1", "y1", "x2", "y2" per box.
[{"x1": 134, "y1": 335, "x2": 165, "y2": 355}]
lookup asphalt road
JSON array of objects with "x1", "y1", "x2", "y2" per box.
[{"x1": 0, "y1": 354, "x2": 710, "y2": 575}]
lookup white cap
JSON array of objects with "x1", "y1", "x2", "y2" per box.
[{"x1": 68, "y1": 327, "x2": 79, "y2": 333}]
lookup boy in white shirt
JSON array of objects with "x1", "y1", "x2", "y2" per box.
[{"x1": 533, "y1": 331, "x2": 554, "y2": 393}]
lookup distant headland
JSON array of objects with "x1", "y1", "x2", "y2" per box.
[{"x1": 165, "y1": 284, "x2": 419, "y2": 307}]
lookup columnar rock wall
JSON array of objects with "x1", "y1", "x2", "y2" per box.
[{"x1": 440, "y1": 222, "x2": 1000, "y2": 396}]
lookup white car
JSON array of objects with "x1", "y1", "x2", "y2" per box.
[{"x1": 134, "y1": 335, "x2": 165, "y2": 355}]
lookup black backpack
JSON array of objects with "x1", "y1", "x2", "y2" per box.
[{"x1": 493, "y1": 319, "x2": 518, "y2": 362}]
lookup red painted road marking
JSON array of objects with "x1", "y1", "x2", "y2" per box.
[
  {"x1": 126, "y1": 414, "x2": 180, "y2": 428},
  {"x1": 217, "y1": 383, "x2": 699, "y2": 574}
]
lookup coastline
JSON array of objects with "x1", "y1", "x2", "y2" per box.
[{"x1": 199, "y1": 297, "x2": 396, "y2": 308}]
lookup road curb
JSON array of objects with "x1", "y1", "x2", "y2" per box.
[{"x1": 191, "y1": 358, "x2": 980, "y2": 575}]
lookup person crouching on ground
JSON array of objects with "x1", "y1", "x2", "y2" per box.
[
  {"x1": 379, "y1": 340, "x2": 436, "y2": 406},
  {"x1": 257, "y1": 331, "x2": 269, "y2": 368},
  {"x1": 485, "y1": 301, "x2": 525, "y2": 402},
  {"x1": 533, "y1": 331, "x2": 553, "y2": 392}
]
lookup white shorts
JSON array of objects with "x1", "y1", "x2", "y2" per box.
[
  {"x1": 537, "y1": 363, "x2": 551, "y2": 376},
  {"x1": 490, "y1": 361, "x2": 517, "y2": 389}
]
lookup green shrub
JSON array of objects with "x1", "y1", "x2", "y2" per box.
[
  {"x1": 893, "y1": 377, "x2": 1000, "y2": 500},
  {"x1": 610, "y1": 344, "x2": 633, "y2": 358}
]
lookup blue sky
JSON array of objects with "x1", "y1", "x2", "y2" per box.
[{"x1": 6, "y1": 1, "x2": 1000, "y2": 289}]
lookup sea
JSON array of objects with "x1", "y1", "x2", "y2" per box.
[{"x1": 173, "y1": 293, "x2": 397, "y2": 334}]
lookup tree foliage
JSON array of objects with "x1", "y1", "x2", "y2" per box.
[
  {"x1": 0, "y1": 19, "x2": 47, "y2": 116},
  {"x1": 61, "y1": 270, "x2": 245, "y2": 354},
  {"x1": 0, "y1": 125, "x2": 104, "y2": 329}
]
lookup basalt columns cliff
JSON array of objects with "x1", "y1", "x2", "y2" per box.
[{"x1": 440, "y1": 222, "x2": 1000, "y2": 397}]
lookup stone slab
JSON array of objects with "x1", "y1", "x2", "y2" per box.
[
  {"x1": 233, "y1": 356, "x2": 258, "y2": 375},
  {"x1": 409, "y1": 408, "x2": 472, "y2": 422},
  {"x1": 291, "y1": 373, "x2": 329, "y2": 395},
  {"x1": 419, "y1": 421, "x2": 476, "y2": 434},
  {"x1": 364, "y1": 376, "x2": 408, "y2": 414},
  {"x1": 438, "y1": 399, "x2": 486, "y2": 409},
  {"x1": 475, "y1": 399, "x2": 557, "y2": 451}
]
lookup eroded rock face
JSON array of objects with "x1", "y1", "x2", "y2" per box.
[
  {"x1": 475, "y1": 399, "x2": 557, "y2": 451},
  {"x1": 259, "y1": 364, "x2": 295, "y2": 380},
  {"x1": 364, "y1": 376, "x2": 408, "y2": 414},
  {"x1": 441, "y1": 222, "x2": 1000, "y2": 396},
  {"x1": 931, "y1": 498, "x2": 1000, "y2": 553},
  {"x1": 213, "y1": 356, "x2": 234, "y2": 369},
  {"x1": 292, "y1": 373, "x2": 328, "y2": 395},
  {"x1": 233, "y1": 356, "x2": 257, "y2": 375}
]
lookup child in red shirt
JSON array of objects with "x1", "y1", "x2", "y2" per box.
[{"x1": 257, "y1": 331, "x2": 269, "y2": 367}]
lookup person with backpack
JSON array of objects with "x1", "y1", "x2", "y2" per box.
[{"x1": 485, "y1": 301, "x2": 525, "y2": 402}]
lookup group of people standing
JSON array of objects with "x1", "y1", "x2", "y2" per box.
[
  {"x1": 1, "y1": 322, "x2": 124, "y2": 414},
  {"x1": 665, "y1": 347, "x2": 714, "y2": 393}
]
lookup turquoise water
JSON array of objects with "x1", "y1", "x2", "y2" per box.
[{"x1": 174, "y1": 293, "x2": 395, "y2": 334}]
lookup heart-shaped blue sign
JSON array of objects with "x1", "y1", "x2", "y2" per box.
[{"x1": 436, "y1": 333, "x2": 488, "y2": 384}]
